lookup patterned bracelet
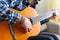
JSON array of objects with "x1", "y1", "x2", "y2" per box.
[{"x1": 20, "y1": 16, "x2": 25, "y2": 24}]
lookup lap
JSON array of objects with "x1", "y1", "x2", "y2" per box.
[{"x1": 28, "y1": 35, "x2": 55, "y2": 40}]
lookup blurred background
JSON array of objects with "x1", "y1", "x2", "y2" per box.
[{"x1": 36, "y1": 0, "x2": 60, "y2": 23}]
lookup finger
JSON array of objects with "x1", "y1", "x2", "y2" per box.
[
  {"x1": 26, "y1": 28, "x2": 28, "y2": 32},
  {"x1": 28, "y1": 29, "x2": 30, "y2": 32},
  {"x1": 28, "y1": 28, "x2": 32, "y2": 32},
  {"x1": 31, "y1": 26, "x2": 32, "y2": 30}
]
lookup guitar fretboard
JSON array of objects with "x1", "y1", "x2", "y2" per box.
[{"x1": 31, "y1": 11, "x2": 56, "y2": 24}]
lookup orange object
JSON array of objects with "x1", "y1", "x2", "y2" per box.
[{"x1": 0, "y1": 7, "x2": 41, "y2": 40}]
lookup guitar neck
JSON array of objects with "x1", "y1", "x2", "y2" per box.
[{"x1": 30, "y1": 11, "x2": 56, "y2": 25}]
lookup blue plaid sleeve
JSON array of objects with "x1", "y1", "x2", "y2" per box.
[
  {"x1": 15, "y1": 3, "x2": 26, "y2": 11},
  {"x1": 0, "y1": 1, "x2": 20, "y2": 24},
  {"x1": 11, "y1": 0, "x2": 26, "y2": 11}
]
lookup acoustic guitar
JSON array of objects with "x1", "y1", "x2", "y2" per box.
[{"x1": 0, "y1": 7, "x2": 57, "y2": 40}]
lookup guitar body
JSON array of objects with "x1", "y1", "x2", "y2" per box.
[{"x1": 0, "y1": 7, "x2": 41, "y2": 40}]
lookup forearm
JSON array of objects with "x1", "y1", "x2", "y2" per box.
[
  {"x1": 0, "y1": 9, "x2": 24, "y2": 24},
  {"x1": 5, "y1": 10, "x2": 22, "y2": 24},
  {"x1": 0, "y1": 1, "x2": 24, "y2": 24}
]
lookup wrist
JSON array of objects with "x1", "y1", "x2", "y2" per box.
[{"x1": 18, "y1": 16, "x2": 25, "y2": 24}]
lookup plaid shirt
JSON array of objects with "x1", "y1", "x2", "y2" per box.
[{"x1": 0, "y1": 0, "x2": 25, "y2": 24}]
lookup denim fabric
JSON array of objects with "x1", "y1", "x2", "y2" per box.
[
  {"x1": 40, "y1": 32, "x2": 59, "y2": 40},
  {"x1": 28, "y1": 35, "x2": 55, "y2": 40}
]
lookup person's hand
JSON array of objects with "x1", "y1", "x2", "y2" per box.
[
  {"x1": 50, "y1": 9, "x2": 57, "y2": 20},
  {"x1": 50, "y1": 12, "x2": 57, "y2": 20},
  {"x1": 22, "y1": 18, "x2": 32, "y2": 32},
  {"x1": 18, "y1": 16, "x2": 32, "y2": 32}
]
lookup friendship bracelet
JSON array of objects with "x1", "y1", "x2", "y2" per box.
[{"x1": 20, "y1": 16, "x2": 25, "y2": 24}]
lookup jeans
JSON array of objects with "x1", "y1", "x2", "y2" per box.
[
  {"x1": 28, "y1": 35, "x2": 55, "y2": 40},
  {"x1": 28, "y1": 32, "x2": 60, "y2": 40},
  {"x1": 39, "y1": 32, "x2": 59, "y2": 40}
]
